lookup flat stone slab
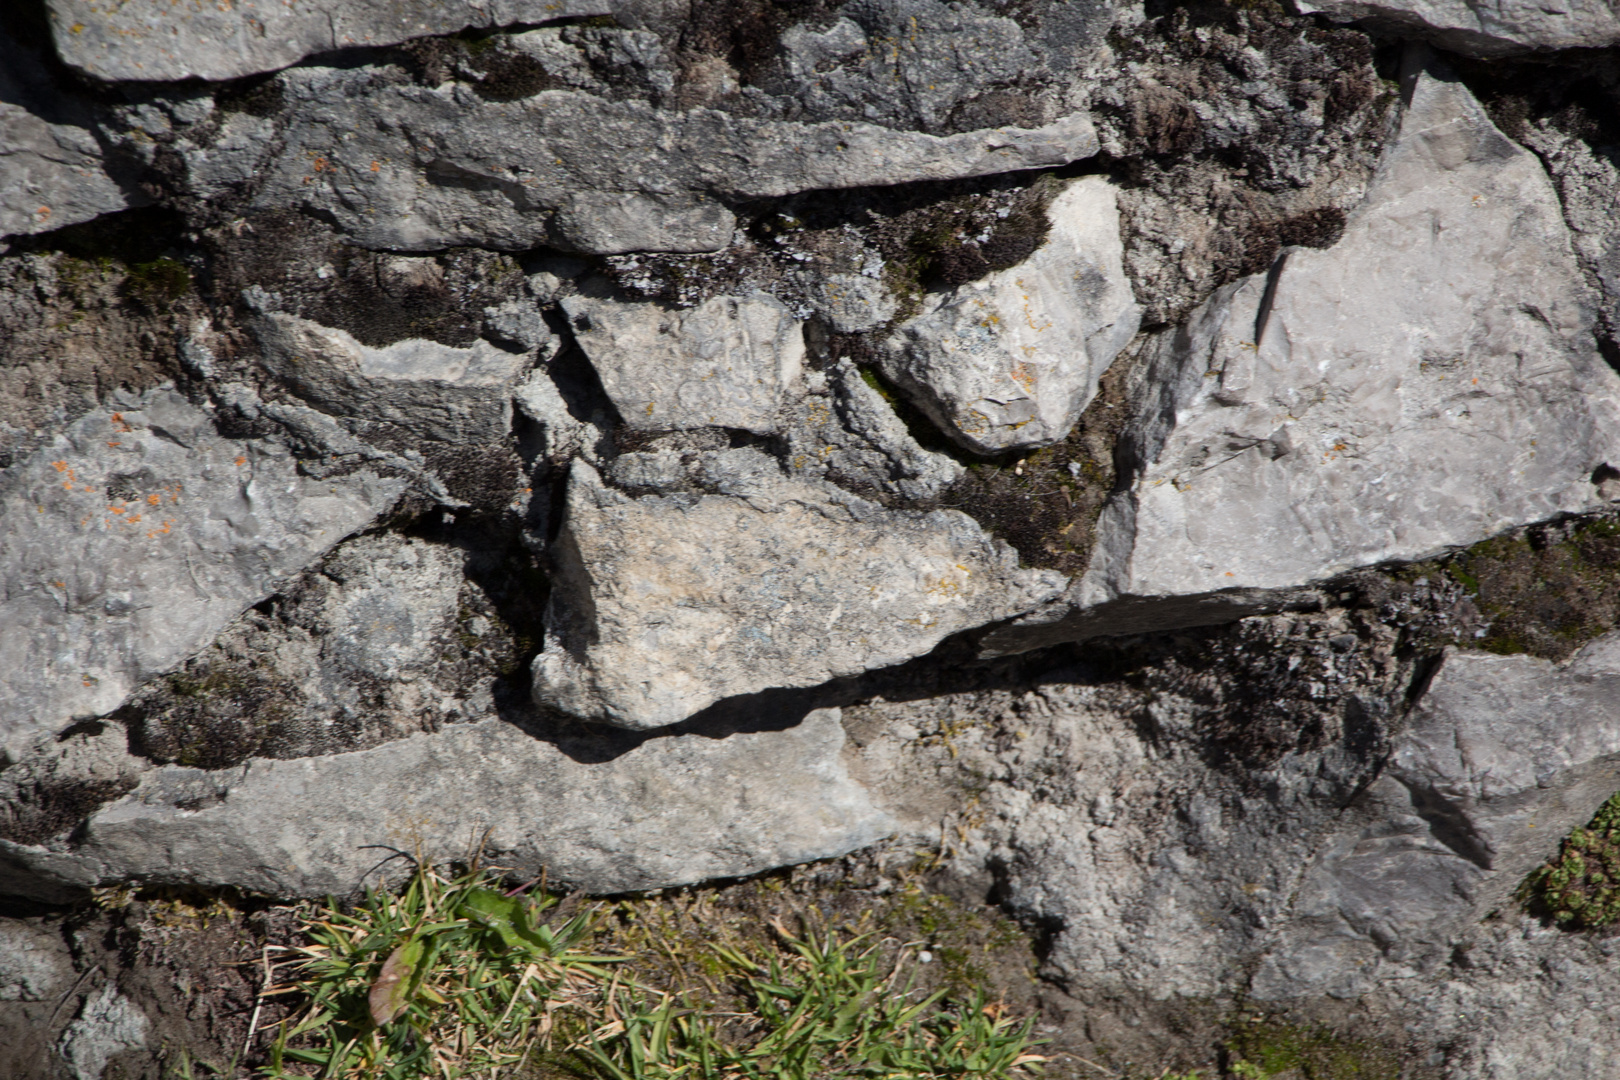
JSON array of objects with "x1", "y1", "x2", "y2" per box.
[
  {"x1": 535, "y1": 459, "x2": 1066, "y2": 729},
  {"x1": 252, "y1": 311, "x2": 530, "y2": 443},
  {"x1": 46, "y1": 0, "x2": 613, "y2": 82},
  {"x1": 985, "y1": 69, "x2": 1620, "y2": 654},
  {"x1": 563, "y1": 293, "x2": 804, "y2": 434},
  {"x1": 0, "y1": 390, "x2": 404, "y2": 761},
  {"x1": 1254, "y1": 632, "x2": 1620, "y2": 998},
  {"x1": 1296, "y1": 0, "x2": 1620, "y2": 56},
  {"x1": 879, "y1": 177, "x2": 1140, "y2": 454},
  {"x1": 0, "y1": 709, "x2": 891, "y2": 898},
  {"x1": 216, "y1": 71, "x2": 1097, "y2": 253}
]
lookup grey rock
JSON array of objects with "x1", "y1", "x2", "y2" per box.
[
  {"x1": 482, "y1": 299, "x2": 555, "y2": 355},
  {"x1": 512, "y1": 364, "x2": 609, "y2": 465},
  {"x1": 985, "y1": 70, "x2": 1620, "y2": 655},
  {"x1": 878, "y1": 178, "x2": 1139, "y2": 454},
  {"x1": 563, "y1": 292, "x2": 805, "y2": 434},
  {"x1": 0, "y1": 922, "x2": 70, "y2": 1002},
  {"x1": 46, "y1": 0, "x2": 613, "y2": 82},
  {"x1": 222, "y1": 68, "x2": 1097, "y2": 253},
  {"x1": 534, "y1": 461, "x2": 1065, "y2": 729},
  {"x1": 57, "y1": 985, "x2": 148, "y2": 1080},
  {"x1": 0, "y1": 389, "x2": 404, "y2": 761},
  {"x1": 3, "y1": 709, "x2": 891, "y2": 898},
  {"x1": 252, "y1": 312, "x2": 530, "y2": 443},
  {"x1": 807, "y1": 272, "x2": 898, "y2": 334},
  {"x1": 782, "y1": 362, "x2": 964, "y2": 503},
  {"x1": 1253, "y1": 633, "x2": 1620, "y2": 999},
  {"x1": 0, "y1": 36, "x2": 135, "y2": 241},
  {"x1": 1296, "y1": 0, "x2": 1620, "y2": 56}
]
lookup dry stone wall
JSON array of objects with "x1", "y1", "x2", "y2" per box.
[{"x1": 5, "y1": 0, "x2": 1620, "y2": 1075}]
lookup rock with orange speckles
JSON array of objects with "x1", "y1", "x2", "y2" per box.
[
  {"x1": 0, "y1": 389, "x2": 404, "y2": 762},
  {"x1": 876, "y1": 178, "x2": 1138, "y2": 455}
]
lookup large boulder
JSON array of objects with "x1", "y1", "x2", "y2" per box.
[
  {"x1": 562, "y1": 292, "x2": 804, "y2": 435},
  {"x1": 45, "y1": 0, "x2": 613, "y2": 82},
  {"x1": 1296, "y1": 0, "x2": 1620, "y2": 56},
  {"x1": 534, "y1": 458, "x2": 1065, "y2": 729},
  {"x1": 879, "y1": 177, "x2": 1140, "y2": 455},
  {"x1": 0, "y1": 390, "x2": 404, "y2": 761},
  {"x1": 985, "y1": 69, "x2": 1620, "y2": 655},
  {"x1": 0, "y1": 708, "x2": 891, "y2": 898}
]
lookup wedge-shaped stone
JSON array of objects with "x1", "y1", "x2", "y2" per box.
[
  {"x1": 879, "y1": 178, "x2": 1139, "y2": 454},
  {"x1": 223, "y1": 72, "x2": 1097, "y2": 254},
  {"x1": 1253, "y1": 633, "x2": 1620, "y2": 998},
  {"x1": 46, "y1": 0, "x2": 612, "y2": 82},
  {"x1": 984, "y1": 71, "x2": 1620, "y2": 655},
  {"x1": 563, "y1": 293, "x2": 804, "y2": 434},
  {"x1": 0, "y1": 709, "x2": 891, "y2": 899},
  {"x1": 535, "y1": 459, "x2": 1066, "y2": 729},
  {"x1": 1296, "y1": 0, "x2": 1620, "y2": 56},
  {"x1": 0, "y1": 390, "x2": 404, "y2": 761},
  {"x1": 252, "y1": 311, "x2": 530, "y2": 443}
]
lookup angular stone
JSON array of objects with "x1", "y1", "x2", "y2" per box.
[
  {"x1": 1253, "y1": 633, "x2": 1620, "y2": 998},
  {"x1": 562, "y1": 293, "x2": 804, "y2": 434},
  {"x1": 534, "y1": 460, "x2": 1065, "y2": 729},
  {"x1": 228, "y1": 71, "x2": 1098, "y2": 253},
  {"x1": 46, "y1": 0, "x2": 613, "y2": 82},
  {"x1": 985, "y1": 71, "x2": 1620, "y2": 655},
  {"x1": 0, "y1": 390, "x2": 404, "y2": 761},
  {"x1": 251, "y1": 312, "x2": 530, "y2": 443},
  {"x1": 0, "y1": 709, "x2": 892, "y2": 898},
  {"x1": 0, "y1": 36, "x2": 134, "y2": 242},
  {"x1": 879, "y1": 177, "x2": 1139, "y2": 454},
  {"x1": 1296, "y1": 0, "x2": 1620, "y2": 56}
]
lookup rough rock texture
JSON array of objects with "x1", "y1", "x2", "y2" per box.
[
  {"x1": 1, "y1": 708, "x2": 891, "y2": 899},
  {"x1": 535, "y1": 459, "x2": 1065, "y2": 729},
  {"x1": 55, "y1": 985, "x2": 149, "y2": 1080},
  {"x1": 986, "y1": 67, "x2": 1620, "y2": 655},
  {"x1": 878, "y1": 178, "x2": 1140, "y2": 454},
  {"x1": 564, "y1": 291, "x2": 804, "y2": 433},
  {"x1": 46, "y1": 0, "x2": 613, "y2": 82},
  {"x1": 252, "y1": 310, "x2": 531, "y2": 443},
  {"x1": 1299, "y1": 0, "x2": 1620, "y2": 56},
  {"x1": 0, "y1": 919, "x2": 71, "y2": 1001},
  {"x1": 0, "y1": 390, "x2": 404, "y2": 762}
]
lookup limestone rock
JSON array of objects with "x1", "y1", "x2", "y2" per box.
[
  {"x1": 985, "y1": 71, "x2": 1620, "y2": 654},
  {"x1": 562, "y1": 293, "x2": 804, "y2": 434},
  {"x1": 1253, "y1": 633, "x2": 1620, "y2": 998},
  {"x1": 0, "y1": 36, "x2": 134, "y2": 241},
  {"x1": 0, "y1": 921, "x2": 70, "y2": 1002},
  {"x1": 0, "y1": 390, "x2": 404, "y2": 761},
  {"x1": 1297, "y1": 0, "x2": 1620, "y2": 56},
  {"x1": 879, "y1": 177, "x2": 1139, "y2": 454},
  {"x1": 251, "y1": 311, "x2": 530, "y2": 443},
  {"x1": 46, "y1": 0, "x2": 613, "y2": 82},
  {"x1": 57, "y1": 986, "x2": 148, "y2": 1080},
  {"x1": 1, "y1": 709, "x2": 891, "y2": 898},
  {"x1": 224, "y1": 70, "x2": 1098, "y2": 253},
  {"x1": 534, "y1": 460, "x2": 1065, "y2": 729}
]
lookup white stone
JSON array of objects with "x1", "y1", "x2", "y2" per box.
[
  {"x1": 986, "y1": 72, "x2": 1620, "y2": 654},
  {"x1": 879, "y1": 178, "x2": 1139, "y2": 454},
  {"x1": 562, "y1": 293, "x2": 805, "y2": 434},
  {"x1": 46, "y1": 0, "x2": 613, "y2": 82},
  {"x1": 1297, "y1": 0, "x2": 1620, "y2": 56},
  {"x1": 57, "y1": 986, "x2": 149, "y2": 1080},
  {"x1": 2, "y1": 709, "x2": 892, "y2": 898},
  {"x1": 534, "y1": 460, "x2": 1065, "y2": 729},
  {"x1": 0, "y1": 390, "x2": 404, "y2": 761}
]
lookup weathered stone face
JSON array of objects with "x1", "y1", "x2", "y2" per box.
[
  {"x1": 533, "y1": 460, "x2": 1066, "y2": 729},
  {"x1": 879, "y1": 178, "x2": 1139, "y2": 454},
  {"x1": 1296, "y1": 0, "x2": 1620, "y2": 56},
  {"x1": 563, "y1": 292, "x2": 805, "y2": 434},
  {"x1": 0, "y1": 390, "x2": 404, "y2": 762}
]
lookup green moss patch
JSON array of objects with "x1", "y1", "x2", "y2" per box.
[
  {"x1": 1225, "y1": 1019, "x2": 1400, "y2": 1080},
  {"x1": 1519, "y1": 789, "x2": 1620, "y2": 930}
]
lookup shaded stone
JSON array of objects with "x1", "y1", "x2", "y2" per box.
[{"x1": 1297, "y1": 0, "x2": 1620, "y2": 56}]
